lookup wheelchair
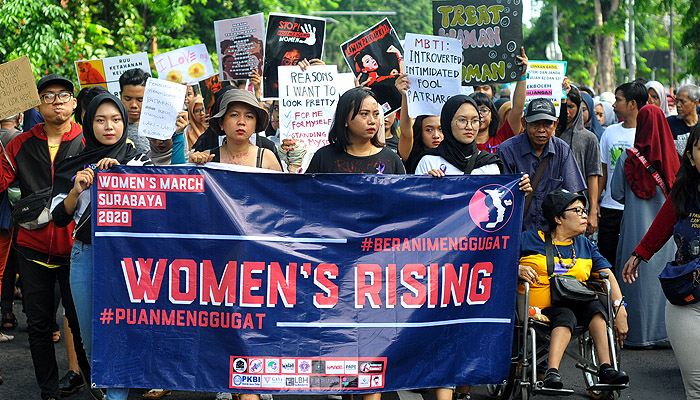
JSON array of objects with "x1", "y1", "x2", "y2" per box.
[{"x1": 486, "y1": 272, "x2": 629, "y2": 400}]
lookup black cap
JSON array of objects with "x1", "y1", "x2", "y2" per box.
[
  {"x1": 524, "y1": 98, "x2": 558, "y2": 122},
  {"x1": 542, "y1": 189, "x2": 587, "y2": 222},
  {"x1": 37, "y1": 74, "x2": 74, "y2": 94}
]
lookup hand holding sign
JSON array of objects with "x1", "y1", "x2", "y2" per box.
[{"x1": 138, "y1": 78, "x2": 188, "y2": 140}]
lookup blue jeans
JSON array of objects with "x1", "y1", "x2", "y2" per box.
[{"x1": 70, "y1": 241, "x2": 129, "y2": 400}]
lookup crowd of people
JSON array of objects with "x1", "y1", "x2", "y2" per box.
[{"x1": 0, "y1": 35, "x2": 698, "y2": 400}]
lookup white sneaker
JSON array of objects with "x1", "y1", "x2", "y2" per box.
[
  {"x1": 215, "y1": 393, "x2": 233, "y2": 400},
  {"x1": 0, "y1": 332, "x2": 14, "y2": 342}
]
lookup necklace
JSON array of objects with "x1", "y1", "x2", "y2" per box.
[{"x1": 552, "y1": 240, "x2": 576, "y2": 270}]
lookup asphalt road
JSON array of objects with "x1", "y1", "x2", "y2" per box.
[{"x1": 0, "y1": 301, "x2": 686, "y2": 399}]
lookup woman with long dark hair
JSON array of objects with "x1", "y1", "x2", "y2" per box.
[
  {"x1": 306, "y1": 88, "x2": 404, "y2": 174},
  {"x1": 623, "y1": 123, "x2": 700, "y2": 398}
]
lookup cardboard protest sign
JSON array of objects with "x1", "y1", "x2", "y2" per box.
[
  {"x1": 404, "y1": 33, "x2": 463, "y2": 118},
  {"x1": 214, "y1": 14, "x2": 265, "y2": 81},
  {"x1": 433, "y1": 0, "x2": 523, "y2": 85},
  {"x1": 0, "y1": 56, "x2": 40, "y2": 120},
  {"x1": 154, "y1": 44, "x2": 214, "y2": 85},
  {"x1": 74, "y1": 53, "x2": 150, "y2": 96},
  {"x1": 138, "y1": 78, "x2": 187, "y2": 140},
  {"x1": 263, "y1": 13, "x2": 326, "y2": 99},
  {"x1": 341, "y1": 18, "x2": 404, "y2": 115},
  {"x1": 197, "y1": 73, "x2": 231, "y2": 116},
  {"x1": 519, "y1": 60, "x2": 567, "y2": 114},
  {"x1": 278, "y1": 65, "x2": 339, "y2": 153}
]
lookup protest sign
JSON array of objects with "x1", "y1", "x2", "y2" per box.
[
  {"x1": 197, "y1": 73, "x2": 231, "y2": 116},
  {"x1": 519, "y1": 60, "x2": 567, "y2": 114},
  {"x1": 214, "y1": 14, "x2": 265, "y2": 81},
  {"x1": 433, "y1": 0, "x2": 523, "y2": 85},
  {"x1": 278, "y1": 65, "x2": 338, "y2": 152},
  {"x1": 91, "y1": 165, "x2": 523, "y2": 393},
  {"x1": 154, "y1": 44, "x2": 214, "y2": 84},
  {"x1": 263, "y1": 13, "x2": 326, "y2": 99},
  {"x1": 74, "y1": 52, "x2": 150, "y2": 96},
  {"x1": 137, "y1": 78, "x2": 187, "y2": 140},
  {"x1": 404, "y1": 33, "x2": 463, "y2": 118},
  {"x1": 341, "y1": 19, "x2": 404, "y2": 114},
  {"x1": 0, "y1": 56, "x2": 40, "y2": 120}
]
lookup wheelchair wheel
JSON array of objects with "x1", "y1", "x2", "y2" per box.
[{"x1": 579, "y1": 332, "x2": 605, "y2": 399}]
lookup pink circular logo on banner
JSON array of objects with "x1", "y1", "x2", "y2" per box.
[{"x1": 468, "y1": 184, "x2": 515, "y2": 232}]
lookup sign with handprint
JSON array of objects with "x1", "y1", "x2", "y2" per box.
[
  {"x1": 432, "y1": 0, "x2": 523, "y2": 85},
  {"x1": 262, "y1": 13, "x2": 326, "y2": 99},
  {"x1": 341, "y1": 18, "x2": 404, "y2": 115}
]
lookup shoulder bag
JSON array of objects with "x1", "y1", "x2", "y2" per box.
[{"x1": 545, "y1": 233, "x2": 597, "y2": 305}]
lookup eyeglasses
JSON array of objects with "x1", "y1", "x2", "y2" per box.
[
  {"x1": 454, "y1": 118, "x2": 481, "y2": 128},
  {"x1": 478, "y1": 107, "x2": 491, "y2": 116},
  {"x1": 564, "y1": 207, "x2": 588, "y2": 216},
  {"x1": 40, "y1": 92, "x2": 72, "y2": 104},
  {"x1": 193, "y1": 108, "x2": 205, "y2": 114}
]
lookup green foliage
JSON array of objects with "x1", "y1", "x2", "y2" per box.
[
  {"x1": 524, "y1": 0, "x2": 688, "y2": 88},
  {"x1": 1, "y1": 0, "x2": 694, "y2": 90}
]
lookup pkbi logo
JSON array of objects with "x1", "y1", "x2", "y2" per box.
[{"x1": 232, "y1": 374, "x2": 261, "y2": 388}]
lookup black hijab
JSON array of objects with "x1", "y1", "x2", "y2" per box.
[
  {"x1": 53, "y1": 93, "x2": 137, "y2": 195},
  {"x1": 424, "y1": 95, "x2": 502, "y2": 173}
]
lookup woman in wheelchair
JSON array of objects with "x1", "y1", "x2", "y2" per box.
[{"x1": 518, "y1": 189, "x2": 630, "y2": 390}]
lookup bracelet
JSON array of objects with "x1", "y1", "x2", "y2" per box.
[
  {"x1": 631, "y1": 251, "x2": 646, "y2": 263},
  {"x1": 613, "y1": 299, "x2": 627, "y2": 308},
  {"x1": 519, "y1": 74, "x2": 527, "y2": 81}
]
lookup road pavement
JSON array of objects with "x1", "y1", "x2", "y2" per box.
[{"x1": 0, "y1": 302, "x2": 686, "y2": 399}]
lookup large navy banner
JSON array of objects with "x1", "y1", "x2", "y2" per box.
[{"x1": 91, "y1": 165, "x2": 523, "y2": 393}]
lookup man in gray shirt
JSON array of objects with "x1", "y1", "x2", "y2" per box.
[{"x1": 119, "y1": 68, "x2": 152, "y2": 154}]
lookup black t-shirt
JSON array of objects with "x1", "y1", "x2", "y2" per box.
[
  {"x1": 306, "y1": 145, "x2": 406, "y2": 174},
  {"x1": 667, "y1": 115, "x2": 696, "y2": 139},
  {"x1": 384, "y1": 134, "x2": 399, "y2": 153}
]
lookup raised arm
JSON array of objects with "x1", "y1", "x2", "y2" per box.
[
  {"x1": 508, "y1": 47, "x2": 529, "y2": 134},
  {"x1": 395, "y1": 73, "x2": 414, "y2": 161}
]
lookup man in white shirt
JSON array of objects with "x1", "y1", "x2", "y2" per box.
[{"x1": 597, "y1": 81, "x2": 647, "y2": 268}]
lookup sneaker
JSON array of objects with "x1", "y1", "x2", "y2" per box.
[
  {"x1": 59, "y1": 370, "x2": 85, "y2": 395},
  {"x1": 543, "y1": 368, "x2": 563, "y2": 389},
  {"x1": 598, "y1": 363, "x2": 629, "y2": 385},
  {"x1": 260, "y1": 395, "x2": 273, "y2": 400},
  {"x1": 215, "y1": 393, "x2": 233, "y2": 400}
]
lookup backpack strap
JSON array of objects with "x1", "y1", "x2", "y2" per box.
[
  {"x1": 256, "y1": 146, "x2": 264, "y2": 168},
  {"x1": 523, "y1": 155, "x2": 550, "y2": 216},
  {"x1": 545, "y1": 232, "x2": 555, "y2": 277}
]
